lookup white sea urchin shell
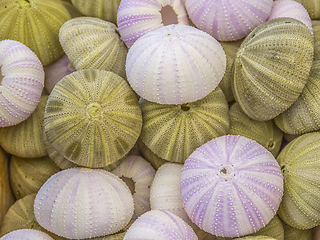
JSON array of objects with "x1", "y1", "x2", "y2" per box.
[
  {"x1": 34, "y1": 167, "x2": 134, "y2": 239},
  {"x1": 126, "y1": 24, "x2": 226, "y2": 105},
  {"x1": 180, "y1": 135, "x2": 284, "y2": 238},
  {"x1": 0, "y1": 40, "x2": 44, "y2": 127},
  {"x1": 0, "y1": 229, "x2": 54, "y2": 240}
]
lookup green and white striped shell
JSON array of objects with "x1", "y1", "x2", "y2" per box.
[
  {"x1": 274, "y1": 60, "x2": 320, "y2": 135},
  {"x1": 232, "y1": 17, "x2": 314, "y2": 121},
  {"x1": 0, "y1": 0, "x2": 71, "y2": 66},
  {"x1": 139, "y1": 86, "x2": 230, "y2": 163},
  {"x1": 277, "y1": 132, "x2": 320, "y2": 229},
  {"x1": 44, "y1": 69, "x2": 142, "y2": 168}
]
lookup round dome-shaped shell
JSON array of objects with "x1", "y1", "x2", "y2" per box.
[
  {"x1": 123, "y1": 210, "x2": 197, "y2": 240},
  {"x1": 126, "y1": 24, "x2": 226, "y2": 105},
  {"x1": 34, "y1": 168, "x2": 134, "y2": 239},
  {"x1": 184, "y1": 0, "x2": 273, "y2": 41},
  {"x1": 268, "y1": 0, "x2": 313, "y2": 34},
  {"x1": 43, "y1": 69, "x2": 142, "y2": 168},
  {"x1": 232, "y1": 17, "x2": 314, "y2": 121},
  {"x1": 180, "y1": 135, "x2": 284, "y2": 238},
  {"x1": 294, "y1": 0, "x2": 320, "y2": 19},
  {"x1": 117, "y1": 0, "x2": 189, "y2": 48},
  {"x1": 0, "y1": 229, "x2": 54, "y2": 240},
  {"x1": 140, "y1": 86, "x2": 230, "y2": 163},
  {"x1": 282, "y1": 222, "x2": 313, "y2": 240},
  {"x1": 0, "y1": 0, "x2": 71, "y2": 66},
  {"x1": 0, "y1": 40, "x2": 44, "y2": 127},
  {"x1": 59, "y1": 17, "x2": 127, "y2": 79},
  {"x1": 274, "y1": 60, "x2": 320, "y2": 135},
  {"x1": 276, "y1": 132, "x2": 320, "y2": 229},
  {"x1": 313, "y1": 20, "x2": 320, "y2": 60}
]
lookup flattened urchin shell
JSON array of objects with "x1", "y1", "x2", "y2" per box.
[
  {"x1": 276, "y1": 132, "x2": 320, "y2": 229},
  {"x1": 44, "y1": 69, "x2": 142, "y2": 168},
  {"x1": 126, "y1": 24, "x2": 226, "y2": 105},
  {"x1": 117, "y1": 0, "x2": 189, "y2": 48},
  {"x1": 0, "y1": 229, "x2": 54, "y2": 240},
  {"x1": 123, "y1": 210, "x2": 198, "y2": 240},
  {"x1": 274, "y1": 60, "x2": 320, "y2": 135},
  {"x1": 59, "y1": 17, "x2": 127, "y2": 79},
  {"x1": 0, "y1": 0, "x2": 71, "y2": 66},
  {"x1": 294, "y1": 0, "x2": 320, "y2": 19},
  {"x1": 232, "y1": 17, "x2": 314, "y2": 121},
  {"x1": 185, "y1": 0, "x2": 273, "y2": 41},
  {"x1": 180, "y1": 135, "x2": 284, "y2": 238},
  {"x1": 0, "y1": 40, "x2": 44, "y2": 127},
  {"x1": 140, "y1": 86, "x2": 230, "y2": 163},
  {"x1": 34, "y1": 168, "x2": 134, "y2": 239}
]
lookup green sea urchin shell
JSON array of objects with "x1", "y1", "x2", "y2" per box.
[
  {"x1": 44, "y1": 69, "x2": 142, "y2": 168},
  {"x1": 277, "y1": 132, "x2": 320, "y2": 229},
  {"x1": 274, "y1": 60, "x2": 320, "y2": 135},
  {"x1": 0, "y1": 95, "x2": 48, "y2": 158},
  {"x1": 229, "y1": 102, "x2": 283, "y2": 157},
  {"x1": 140, "y1": 87, "x2": 230, "y2": 163},
  {"x1": 294, "y1": 0, "x2": 320, "y2": 19},
  {"x1": 232, "y1": 17, "x2": 314, "y2": 121},
  {"x1": 236, "y1": 237, "x2": 277, "y2": 240},
  {"x1": 71, "y1": 0, "x2": 121, "y2": 24},
  {"x1": 59, "y1": 17, "x2": 127, "y2": 79},
  {"x1": 313, "y1": 20, "x2": 320, "y2": 60},
  {"x1": 0, "y1": 0, "x2": 71, "y2": 66},
  {"x1": 282, "y1": 221, "x2": 313, "y2": 240}
]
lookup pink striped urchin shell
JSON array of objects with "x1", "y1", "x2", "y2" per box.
[
  {"x1": 123, "y1": 210, "x2": 198, "y2": 239},
  {"x1": 34, "y1": 167, "x2": 134, "y2": 239},
  {"x1": 180, "y1": 135, "x2": 284, "y2": 238},
  {"x1": 0, "y1": 40, "x2": 44, "y2": 127},
  {"x1": 117, "y1": 0, "x2": 189, "y2": 48},
  {"x1": 185, "y1": 0, "x2": 273, "y2": 41},
  {"x1": 268, "y1": 0, "x2": 313, "y2": 34},
  {"x1": 126, "y1": 24, "x2": 226, "y2": 104},
  {"x1": 0, "y1": 229, "x2": 54, "y2": 240}
]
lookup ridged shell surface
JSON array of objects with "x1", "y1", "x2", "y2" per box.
[
  {"x1": 282, "y1": 221, "x2": 313, "y2": 240},
  {"x1": 140, "y1": 86, "x2": 230, "y2": 163},
  {"x1": 71, "y1": 0, "x2": 121, "y2": 24},
  {"x1": 180, "y1": 135, "x2": 284, "y2": 238},
  {"x1": 112, "y1": 155, "x2": 156, "y2": 218},
  {"x1": 185, "y1": 0, "x2": 273, "y2": 41},
  {"x1": 294, "y1": 0, "x2": 320, "y2": 19},
  {"x1": 0, "y1": 0, "x2": 71, "y2": 66},
  {"x1": 59, "y1": 17, "x2": 127, "y2": 79},
  {"x1": 314, "y1": 20, "x2": 320, "y2": 60},
  {"x1": 0, "y1": 40, "x2": 44, "y2": 127},
  {"x1": 0, "y1": 229, "x2": 54, "y2": 240},
  {"x1": 34, "y1": 168, "x2": 134, "y2": 239},
  {"x1": 274, "y1": 60, "x2": 320, "y2": 135},
  {"x1": 236, "y1": 236, "x2": 277, "y2": 240},
  {"x1": 229, "y1": 102, "x2": 283, "y2": 157},
  {"x1": 123, "y1": 210, "x2": 197, "y2": 240},
  {"x1": 232, "y1": 17, "x2": 314, "y2": 121},
  {"x1": 276, "y1": 132, "x2": 320, "y2": 229},
  {"x1": 43, "y1": 69, "x2": 142, "y2": 168},
  {"x1": 117, "y1": 0, "x2": 189, "y2": 48},
  {"x1": 126, "y1": 24, "x2": 226, "y2": 105}
]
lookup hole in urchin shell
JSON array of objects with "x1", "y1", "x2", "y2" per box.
[
  {"x1": 267, "y1": 140, "x2": 275, "y2": 151},
  {"x1": 160, "y1": 5, "x2": 178, "y2": 26},
  {"x1": 120, "y1": 176, "x2": 136, "y2": 195},
  {"x1": 181, "y1": 104, "x2": 190, "y2": 111},
  {"x1": 18, "y1": 0, "x2": 30, "y2": 7},
  {"x1": 219, "y1": 165, "x2": 235, "y2": 181}
]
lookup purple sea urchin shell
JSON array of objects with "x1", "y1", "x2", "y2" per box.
[
  {"x1": 126, "y1": 24, "x2": 226, "y2": 104},
  {"x1": 180, "y1": 135, "x2": 283, "y2": 238},
  {"x1": 0, "y1": 229, "x2": 54, "y2": 240},
  {"x1": 117, "y1": 0, "x2": 189, "y2": 48},
  {"x1": 185, "y1": 0, "x2": 273, "y2": 41},
  {"x1": 0, "y1": 40, "x2": 44, "y2": 127}
]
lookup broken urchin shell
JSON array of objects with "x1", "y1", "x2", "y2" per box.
[
  {"x1": 126, "y1": 24, "x2": 226, "y2": 105},
  {"x1": 34, "y1": 168, "x2": 134, "y2": 239},
  {"x1": 180, "y1": 135, "x2": 284, "y2": 238},
  {"x1": 184, "y1": 0, "x2": 273, "y2": 41},
  {"x1": 0, "y1": 229, "x2": 54, "y2": 240},
  {"x1": 0, "y1": 40, "x2": 44, "y2": 127}
]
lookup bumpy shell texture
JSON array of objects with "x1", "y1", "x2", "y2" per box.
[
  {"x1": 117, "y1": 0, "x2": 189, "y2": 48},
  {"x1": 314, "y1": 20, "x2": 320, "y2": 60},
  {"x1": 123, "y1": 210, "x2": 198, "y2": 240},
  {"x1": 294, "y1": 0, "x2": 320, "y2": 19},
  {"x1": 44, "y1": 69, "x2": 142, "y2": 168},
  {"x1": 0, "y1": 229, "x2": 54, "y2": 240},
  {"x1": 59, "y1": 17, "x2": 127, "y2": 79},
  {"x1": 232, "y1": 17, "x2": 314, "y2": 121},
  {"x1": 276, "y1": 132, "x2": 320, "y2": 229},
  {"x1": 126, "y1": 24, "x2": 226, "y2": 105},
  {"x1": 185, "y1": 0, "x2": 273, "y2": 41},
  {"x1": 180, "y1": 135, "x2": 284, "y2": 238},
  {"x1": 140, "y1": 86, "x2": 230, "y2": 163},
  {"x1": 34, "y1": 168, "x2": 134, "y2": 239},
  {"x1": 0, "y1": 40, "x2": 44, "y2": 127},
  {"x1": 0, "y1": 0, "x2": 71, "y2": 66},
  {"x1": 282, "y1": 221, "x2": 313, "y2": 240}
]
